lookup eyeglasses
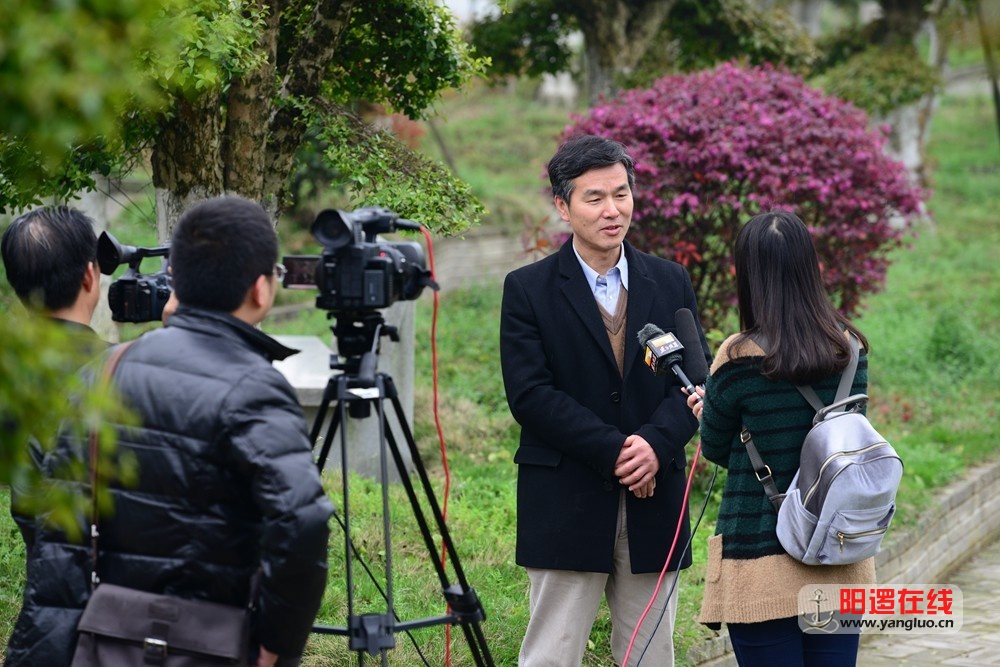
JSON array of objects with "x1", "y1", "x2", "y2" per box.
[{"x1": 272, "y1": 263, "x2": 287, "y2": 281}]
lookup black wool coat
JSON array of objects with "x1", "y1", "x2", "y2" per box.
[{"x1": 500, "y1": 240, "x2": 711, "y2": 574}]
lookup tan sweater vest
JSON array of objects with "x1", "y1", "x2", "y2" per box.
[{"x1": 598, "y1": 288, "x2": 628, "y2": 377}]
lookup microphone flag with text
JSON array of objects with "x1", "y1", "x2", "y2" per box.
[
  {"x1": 637, "y1": 309, "x2": 709, "y2": 397},
  {"x1": 637, "y1": 322, "x2": 697, "y2": 394}
]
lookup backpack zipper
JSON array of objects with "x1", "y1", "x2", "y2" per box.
[
  {"x1": 801, "y1": 443, "x2": 893, "y2": 507},
  {"x1": 837, "y1": 527, "x2": 887, "y2": 553}
]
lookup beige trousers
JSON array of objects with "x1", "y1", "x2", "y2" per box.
[{"x1": 518, "y1": 493, "x2": 679, "y2": 667}]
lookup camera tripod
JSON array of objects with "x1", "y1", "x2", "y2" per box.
[{"x1": 308, "y1": 311, "x2": 494, "y2": 666}]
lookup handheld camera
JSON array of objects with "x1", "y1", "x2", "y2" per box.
[{"x1": 97, "y1": 230, "x2": 171, "y2": 323}]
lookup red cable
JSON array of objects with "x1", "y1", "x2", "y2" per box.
[
  {"x1": 621, "y1": 440, "x2": 703, "y2": 667},
  {"x1": 421, "y1": 227, "x2": 453, "y2": 666}
]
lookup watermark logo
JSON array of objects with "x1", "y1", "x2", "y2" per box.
[{"x1": 798, "y1": 584, "x2": 963, "y2": 634}]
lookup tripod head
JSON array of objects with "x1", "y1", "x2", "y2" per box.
[
  {"x1": 328, "y1": 310, "x2": 398, "y2": 373},
  {"x1": 326, "y1": 310, "x2": 400, "y2": 418}
]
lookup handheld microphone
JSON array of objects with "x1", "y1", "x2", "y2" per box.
[
  {"x1": 637, "y1": 323, "x2": 696, "y2": 394},
  {"x1": 674, "y1": 308, "x2": 709, "y2": 387}
]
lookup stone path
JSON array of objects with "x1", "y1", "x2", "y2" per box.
[{"x1": 861, "y1": 535, "x2": 1000, "y2": 666}]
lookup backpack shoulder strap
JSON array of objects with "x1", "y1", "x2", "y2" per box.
[
  {"x1": 736, "y1": 332, "x2": 783, "y2": 509},
  {"x1": 793, "y1": 333, "x2": 859, "y2": 410},
  {"x1": 741, "y1": 332, "x2": 860, "y2": 512},
  {"x1": 793, "y1": 385, "x2": 825, "y2": 413},
  {"x1": 88, "y1": 340, "x2": 134, "y2": 589},
  {"x1": 835, "y1": 334, "x2": 861, "y2": 402}
]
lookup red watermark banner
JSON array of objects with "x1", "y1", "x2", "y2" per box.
[{"x1": 797, "y1": 584, "x2": 963, "y2": 634}]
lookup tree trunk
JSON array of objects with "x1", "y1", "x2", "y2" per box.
[
  {"x1": 222, "y1": 0, "x2": 280, "y2": 203},
  {"x1": 788, "y1": 0, "x2": 824, "y2": 37},
  {"x1": 872, "y1": 0, "x2": 934, "y2": 188},
  {"x1": 150, "y1": 92, "x2": 227, "y2": 240},
  {"x1": 566, "y1": 0, "x2": 678, "y2": 105},
  {"x1": 148, "y1": 0, "x2": 355, "y2": 240},
  {"x1": 975, "y1": 0, "x2": 1000, "y2": 151},
  {"x1": 879, "y1": 0, "x2": 928, "y2": 42}
]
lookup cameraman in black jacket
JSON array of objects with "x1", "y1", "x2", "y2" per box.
[
  {"x1": 6, "y1": 196, "x2": 334, "y2": 667},
  {"x1": 2, "y1": 206, "x2": 107, "y2": 548}
]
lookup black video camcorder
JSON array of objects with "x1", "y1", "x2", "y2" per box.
[
  {"x1": 97, "y1": 230, "x2": 171, "y2": 323},
  {"x1": 283, "y1": 207, "x2": 437, "y2": 314}
]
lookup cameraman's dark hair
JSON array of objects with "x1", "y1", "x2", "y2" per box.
[
  {"x1": 1, "y1": 206, "x2": 98, "y2": 311},
  {"x1": 730, "y1": 210, "x2": 868, "y2": 385},
  {"x1": 170, "y1": 196, "x2": 277, "y2": 312},
  {"x1": 547, "y1": 134, "x2": 636, "y2": 204}
]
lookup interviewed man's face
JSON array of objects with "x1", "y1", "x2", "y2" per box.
[{"x1": 555, "y1": 163, "x2": 633, "y2": 263}]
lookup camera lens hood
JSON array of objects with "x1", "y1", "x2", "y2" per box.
[{"x1": 97, "y1": 230, "x2": 135, "y2": 275}]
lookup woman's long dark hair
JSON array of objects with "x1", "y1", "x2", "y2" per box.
[{"x1": 731, "y1": 210, "x2": 868, "y2": 385}]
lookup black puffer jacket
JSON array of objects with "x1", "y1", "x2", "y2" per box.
[
  {"x1": 8, "y1": 319, "x2": 108, "y2": 551},
  {"x1": 6, "y1": 307, "x2": 334, "y2": 666}
]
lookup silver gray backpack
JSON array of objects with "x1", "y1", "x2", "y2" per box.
[{"x1": 742, "y1": 335, "x2": 903, "y2": 565}]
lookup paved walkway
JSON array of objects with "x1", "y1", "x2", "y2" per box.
[{"x1": 861, "y1": 535, "x2": 1000, "y2": 666}]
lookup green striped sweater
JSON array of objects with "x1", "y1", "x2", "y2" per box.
[{"x1": 699, "y1": 334, "x2": 868, "y2": 560}]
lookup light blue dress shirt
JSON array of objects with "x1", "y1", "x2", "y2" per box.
[{"x1": 573, "y1": 244, "x2": 629, "y2": 314}]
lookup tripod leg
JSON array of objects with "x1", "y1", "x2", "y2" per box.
[
  {"x1": 312, "y1": 375, "x2": 343, "y2": 472},
  {"x1": 384, "y1": 379, "x2": 474, "y2": 589},
  {"x1": 379, "y1": 376, "x2": 495, "y2": 666},
  {"x1": 316, "y1": 375, "x2": 399, "y2": 661},
  {"x1": 310, "y1": 370, "x2": 494, "y2": 666}
]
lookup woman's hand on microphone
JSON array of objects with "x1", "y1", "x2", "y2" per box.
[{"x1": 684, "y1": 386, "x2": 705, "y2": 421}]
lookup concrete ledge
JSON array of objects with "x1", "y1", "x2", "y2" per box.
[
  {"x1": 269, "y1": 300, "x2": 418, "y2": 481},
  {"x1": 874, "y1": 460, "x2": 1000, "y2": 585},
  {"x1": 685, "y1": 632, "x2": 735, "y2": 667},
  {"x1": 272, "y1": 335, "x2": 336, "y2": 408},
  {"x1": 685, "y1": 458, "x2": 1000, "y2": 666}
]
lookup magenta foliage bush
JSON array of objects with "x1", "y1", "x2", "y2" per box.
[{"x1": 562, "y1": 61, "x2": 926, "y2": 330}]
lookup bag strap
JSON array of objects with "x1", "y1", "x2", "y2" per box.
[
  {"x1": 794, "y1": 335, "x2": 860, "y2": 411},
  {"x1": 740, "y1": 427, "x2": 784, "y2": 511},
  {"x1": 740, "y1": 332, "x2": 860, "y2": 512},
  {"x1": 88, "y1": 341, "x2": 134, "y2": 590}
]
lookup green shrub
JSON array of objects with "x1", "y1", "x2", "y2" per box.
[{"x1": 816, "y1": 45, "x2": 940, "y2": 116}]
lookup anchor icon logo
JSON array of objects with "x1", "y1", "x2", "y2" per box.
[{"x1": 801, "y1": 588, "x2": 840, "y2": 633}]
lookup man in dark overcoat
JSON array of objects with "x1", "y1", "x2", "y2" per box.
[{"x1": 500, "y1": 134, "x2": 711, "y2": 666}]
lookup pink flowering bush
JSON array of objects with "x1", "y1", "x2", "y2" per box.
[{"x1": 560, "y1": 62, "x2": 926, "y2": 331}]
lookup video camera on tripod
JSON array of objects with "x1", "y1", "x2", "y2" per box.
[
  {"x1": 283, "y1": 206, "x2": 438, "y2": 374},
  {"x1": 291, "y1": 207, "x2": 492, "y2": 665}
]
